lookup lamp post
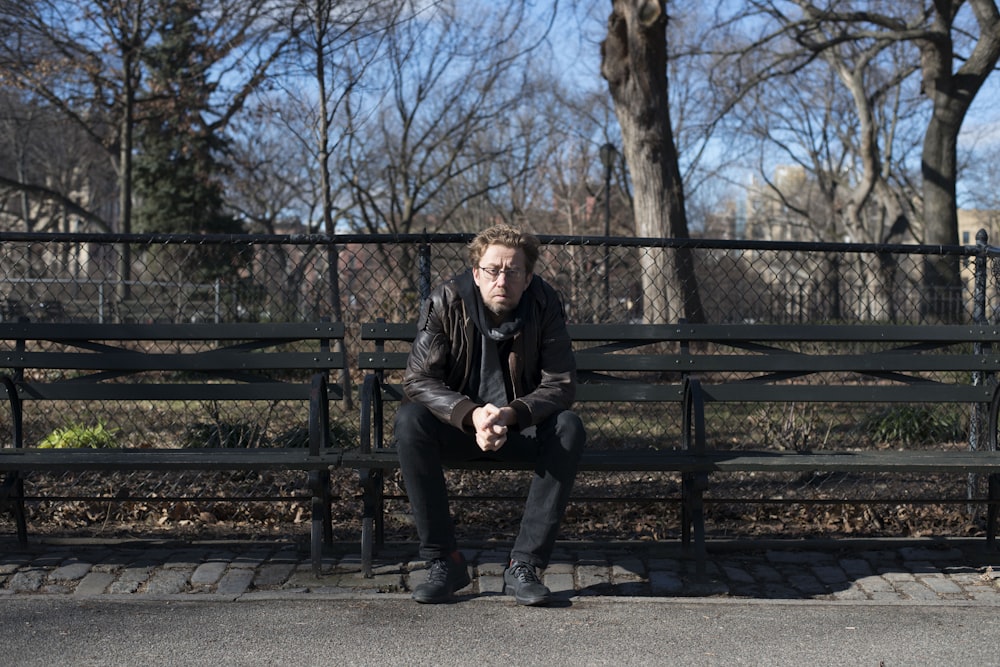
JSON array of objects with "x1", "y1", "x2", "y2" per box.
[{"x1": 599, "y1": 142, "x2": 616, "y2": 320}]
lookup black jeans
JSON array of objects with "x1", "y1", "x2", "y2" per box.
[{"x1": 394, "y1": 402, "x2": 586, "y2": 569}]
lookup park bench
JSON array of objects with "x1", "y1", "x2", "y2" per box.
[
  {"x1": 0, "y1": 321, "x2": 345, "y2": 575},
  {"x1": 346, "y1": 320, "x2": 1000, "y2": 578}
]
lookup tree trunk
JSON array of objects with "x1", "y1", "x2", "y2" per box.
[
  {"x1": 314, "y1": 9, "x2": 351, "y2": 411},
  {"x1": 918, "y1": 0, "x2": 1000, "y2": 321},
  {"x1": 116, "y1": 60, "x2": 135, "y2": 316},
  {"x1": 922, "y1": 113, "x2": 962, "y2": 321},
  {"x1": 601, "y1": 0, "x2": 704, "y2": 323}
]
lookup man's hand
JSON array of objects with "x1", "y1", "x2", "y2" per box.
[{"x1": 472, "y1": 404, "x2": 515, "y2": 452}]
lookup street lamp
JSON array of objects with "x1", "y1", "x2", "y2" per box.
[{"x1": 599, "y1": 143, "x2": 617, "y2": 319}]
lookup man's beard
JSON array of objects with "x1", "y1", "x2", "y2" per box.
[{"x1": 485, "y1": 297, "x2": 518, "y2": 322}]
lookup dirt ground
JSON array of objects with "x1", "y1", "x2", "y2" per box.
[{"x1": 1, "y1": 466, "x2": 991, "y2": 546}]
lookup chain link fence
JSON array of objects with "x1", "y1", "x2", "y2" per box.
[{"x1": 1, "y1": 231, "x2": 998, "y2": 544}]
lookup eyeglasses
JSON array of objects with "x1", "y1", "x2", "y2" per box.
[{"x1": 478, "y1": 266, "x2": 525, "y2": 280}]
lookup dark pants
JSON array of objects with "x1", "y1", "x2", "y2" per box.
[{"x1": 394, "y1": 402, "x2": 586, "y2": 569}]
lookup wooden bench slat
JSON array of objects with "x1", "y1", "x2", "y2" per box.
[
  {"x1": 373, "y1": 382, "x2": 688, "y2": 403},
  {"x1": 359, "y1": 352, "x2": 410, "y2": 369},
  {"x1": 708, "y1": 449, "x2": 1000, "y2": 473},
  {"x1": 2, "y1": 351, "x2": 344, "y2": 372},
  {"x1": 340, "y1": 448, "x2": 1000, "y2": 474},
  {"x1": 0, "y1": 448, "x2": 339, "y2": 471},
  {"x1": 10, "y1": 381, "x2": 342, "y2": 402},
  {"x1": 566, "y1": 323, "x2": 1000, "y2": 343},
  {"x1": 359, "y1": 322, "x2": 416, "y2": 339},
  {"x1": 576, "y1": 384, "x2": 685, "y2": 401},
  {"x1": 361, "y1": 322, "x2": 1000, "y2": 344},
  {"x1": 667, "y1": 323, "x2": 1000, "y2": 343},
  {"x1": 576, "y1": 353, "x2": 1000, "y2": 373},
  {"x1": 700, "y1": 384, "x2": 994, "y2": 403},
  {"x1": 0, "y1": 321, "x2": 345, "y2": 341},
  {"x1": 371, "y1": 381, "x2": 990, "y2": 405},
  {"x1": 364, "y1": 352, "x2": 1000, "y2": 375}
]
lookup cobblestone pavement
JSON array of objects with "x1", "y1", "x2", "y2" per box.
[{"x1": 1, "y1": 537, "x2": 999, "y2": 604}]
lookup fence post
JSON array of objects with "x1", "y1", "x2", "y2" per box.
[
  {"x1": 970, "y1": 230, "x2": 990, "y2": 505},
  {"x1": 214, "y1": 278, "x2": 222, "y2": 323},
  {"x1": 419, "y1": 232, "x2": 431, "y2": 302},
  {"x1": 973, "y1": 230, "x2": 988, "y2": 326}
]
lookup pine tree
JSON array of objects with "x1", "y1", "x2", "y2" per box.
[{"x1": 134, "y1": 0, "x2": 240, "y2": 239}]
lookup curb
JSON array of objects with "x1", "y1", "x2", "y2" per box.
[{"x1": 1, "y1": 536, "x2": 998, "y2": 604}]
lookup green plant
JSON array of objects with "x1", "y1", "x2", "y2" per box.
[
  {"x1": 863, "y1": 405, "x2": 965, "y2": 446},
  {"x1": 37, "y1": 422, "x2": 119, "y2": 449}
]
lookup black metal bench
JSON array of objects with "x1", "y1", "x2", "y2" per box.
[
  {"x1": 347, "y1": 321, "x2": 1000, "y2": 577},
  {"x1": 0, "y1": 321, "x2": 344, "y2": 575}
]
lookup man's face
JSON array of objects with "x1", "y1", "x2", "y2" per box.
[{"x1": 473, "y1": 244, "x2": 532, "y2": 321}]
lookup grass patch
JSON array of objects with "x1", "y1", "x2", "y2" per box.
[
  {"x1": 863, "y1": 405, "x2": 965, "y2": 446},
  {"x1": 37, "y1": 422, "x2": 119, "y2": 449}
]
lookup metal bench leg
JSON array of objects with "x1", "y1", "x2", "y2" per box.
[
  {"x1": 681, "y1": 472, "x2": 693, "y2": 548},
  {"x1": 1, "y1": 472, "x2": 27, "y2": 543},
  {"x1": 321, "y1": 469, "x2": 334, "y2": 546},
  {"x1": 988, "y1": 473, "x2": 999, "y2": 549},
  {"x1": 308, "y1": 469, "x2": 334, "y2": 577},
  {"x1": 681, "y1": 471, "x2": 708, "y2": 580},
  {"x1": 359, "y1": 467, "x2": 384, "y2": 578}
]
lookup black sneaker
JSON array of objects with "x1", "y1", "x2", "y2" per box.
[
  {"x1": 503, "y1": 560, "x2": 552, "y2": 606},
  {"x1": 411, "y1": 552, "x2": 471, "y2": 604}
]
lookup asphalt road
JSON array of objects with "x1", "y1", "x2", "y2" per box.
[{"x1": 1, "y1": 596, "x2": 997, "y2": 666}]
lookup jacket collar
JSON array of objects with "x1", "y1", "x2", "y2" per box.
[{"x1": 457, "y1": 269, "x2": 534, "y2": 340}]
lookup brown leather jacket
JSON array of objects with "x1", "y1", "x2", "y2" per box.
[{"x1": 402, "y1": 271, "x2": 576, "y2": 432}]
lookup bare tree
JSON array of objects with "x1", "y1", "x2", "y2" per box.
[
  {"x1": 342, "y1": 3, "x2": 553, "y2": 236},
  {"x1": 601, "y1": 0, "x2": 704, "y2": 323},
  {"x1": 226, "y1": 96, "x2": 321, "y2": 234},
  {"x1": 0, "y1": 1, "x2": 293, "y2": 231},
  {"x1": 719, "y1": 0, "x2": 1000, "y2": 320},
  {"x1": 1, "y1": 0, "x2": 293, "y2": 313},
  {"x1": 0, "y1": 95, "x2": 115, "y2": 234},
  {"x1": 0, "y1": 0, "x2": 155, "y2": 235}
]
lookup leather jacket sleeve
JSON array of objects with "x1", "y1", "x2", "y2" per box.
[{"x1": 402, "y1": 283, "x2": 481, "y2": 431}]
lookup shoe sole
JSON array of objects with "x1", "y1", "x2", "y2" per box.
[
  {"x1": 502, "y1": 583, "x2": 552, "y2": 606},
  {"x1": 412, "y1": 572, "x2": 472, "y2": 604},
  {"x1": 412, "y1": 592, "x2": 451, "y2": 604}
]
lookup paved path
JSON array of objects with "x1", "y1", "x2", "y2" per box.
[
  {"x1": 1, "y1": 536, "x2": 998, "y2": 604},
  {"x1": 3, "y1": 596, "x2": 1000, "y2": 666}
]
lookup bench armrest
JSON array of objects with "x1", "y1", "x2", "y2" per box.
[
  {"x1": 988, "y1": 382, "x2": 1000, "y2": 451},
  {"x1": 681, "y1": 376, "x2": 706, "y2": 454},
  {"x1": 359, "y1": 373, "x2": 386, "y2": 454},
  {"x1": 308, "y1": 372, "x2": 331, "y2": 457},
  {"x1": 1, "y1": 375, "x2": 23, "y2": 450}
]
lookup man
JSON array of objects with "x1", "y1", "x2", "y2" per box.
[{"x1": 395, "y1": 225, "x2": 586, "y2": 605}]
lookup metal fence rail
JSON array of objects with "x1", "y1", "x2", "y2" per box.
[
  {"x1": 1, "y1": 230, "x2": 998, "y2": 543},
  {"x1": 0, "y1": 230, "x2": 992, "y2": 326}
]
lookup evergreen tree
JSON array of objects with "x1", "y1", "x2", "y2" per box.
[{"x1": 134, "y1": 0, "x2": 241, "y2": 239}]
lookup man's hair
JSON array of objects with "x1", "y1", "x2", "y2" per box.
[{"x1": 467, "y1": 225, "x2": 540, "y2": 273}]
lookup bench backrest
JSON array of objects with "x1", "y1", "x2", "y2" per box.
[
  {"x1": 360, "y1": 321, "x2": 1000, "y2": 405},
  {"x1": 0, "y1": 321, "x2": 346, "y2": 403},
  {"x1": 359, "y1": 321, "x2": 691, "y2": 403}
]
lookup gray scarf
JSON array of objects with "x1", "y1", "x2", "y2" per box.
[{"x1": 457, "y1": 270, "x2": 530, "y2": 406}]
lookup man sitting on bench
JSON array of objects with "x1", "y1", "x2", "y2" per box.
[{"x1": 395, "y1": 224, "x2": 586, "y2": 605}]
